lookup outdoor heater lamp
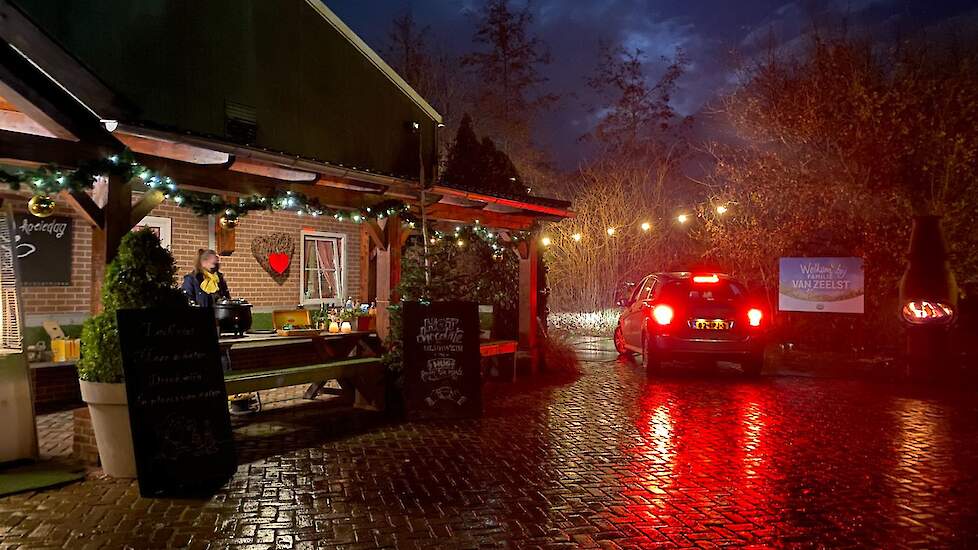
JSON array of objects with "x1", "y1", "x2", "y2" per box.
[
  {"x1": 0, "y1": 201, "x2": 37, "y2": 463},
  {"x1": 899, "y1": 215, "x2": 958, "y2": 326}
]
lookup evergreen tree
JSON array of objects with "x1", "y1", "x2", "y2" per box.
[{"x1": 442, "y1": 114, "x2": 525, "y2": 196}]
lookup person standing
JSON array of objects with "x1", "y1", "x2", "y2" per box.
[{"x1": 182, "y1": 249, "x2": 231, "y2": 307}]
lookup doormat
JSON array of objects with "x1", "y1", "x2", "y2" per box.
[{"x1": 0, "y1": 461, "x2": 85, "y2": 497}]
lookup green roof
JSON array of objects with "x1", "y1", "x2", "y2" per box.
[{"x1": 10, "y1": 0, "x2": 440, "y2": 179}]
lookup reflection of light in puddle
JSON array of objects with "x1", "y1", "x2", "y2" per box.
[
  {"x1": 742, "y1": 402, "x2": 764, "y2": 459},
  {"x1": 650, "y1": 405, "x2": 673, "y2": 458},
  {"x1": 891, "y1": 399, "x2": 951, "y2": 509}
]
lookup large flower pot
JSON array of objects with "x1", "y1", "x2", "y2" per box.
[{"x1": 79, "y1": 380, "x2": 136, "y2": 478}]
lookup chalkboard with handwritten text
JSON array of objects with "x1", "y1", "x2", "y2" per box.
[
  {"x1": 117, "y1": 307, "x2": 236, "y2": 497},
  {"x1": 402, "y1": 301, "x2": 481, "y2": 419},
  {"x1": 14, "y1": 214, "x2": 72, "y2": 286}
]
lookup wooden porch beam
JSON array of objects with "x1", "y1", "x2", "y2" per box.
[
  {"x1": 62, "y1": 190, "x2": 103, "y2": 228},
  {"x1": 426, "y1": 202, "x2": 535, "y2": 230},
  {"x1": 129, "y1": 189, "x2": 164, "y2": 228},
  {"x1": 363, "y1": 221, "x2": 387, "y2": 250}
]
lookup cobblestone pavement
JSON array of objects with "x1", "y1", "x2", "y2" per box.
[{"x1": 4, "y1": 354, "x2": 978, "y2": 549}]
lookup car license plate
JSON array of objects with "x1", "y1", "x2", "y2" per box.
[{"x1": 691, "y1": 319, "x2": 732, "y2": 330}]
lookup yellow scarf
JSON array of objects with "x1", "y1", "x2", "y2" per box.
[{"x1": 200, "y1": 270, "x2": 220, "y2": 294}]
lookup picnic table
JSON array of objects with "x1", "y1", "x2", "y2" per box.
[{"x1": 219, "y1": 331, "x2": 385, "y2": 411}]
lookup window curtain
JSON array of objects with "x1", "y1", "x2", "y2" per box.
[{"x1": 315, "y1": 240, "x2": 337, "y2": 296}]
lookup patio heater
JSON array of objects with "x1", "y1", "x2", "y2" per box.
[
  {"x1": 0, "y1": 201, "x2": 36, "y2": 463},
  {"x1": 899, "y1": 215, "x2": 958, "y2": 377}
]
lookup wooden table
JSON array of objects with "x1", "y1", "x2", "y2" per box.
[{"x1": 219, "y1": 331, "x2": 385, "y2": 410}]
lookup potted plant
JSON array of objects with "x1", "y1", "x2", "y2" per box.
[{"x1": 77, "y1": 230, "x2": 183, "y2": 477}]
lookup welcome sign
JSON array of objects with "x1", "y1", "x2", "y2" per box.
[{"x1": 779, "y1": 257, "x2": 864, "y2": 313}]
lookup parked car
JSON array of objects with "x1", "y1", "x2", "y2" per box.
[{"x1": 614, "y1": 272, "x2": 768, "y2": 375}]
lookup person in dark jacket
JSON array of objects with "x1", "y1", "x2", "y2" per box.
[{"x1": 181, "y1": 249, "x2": 231, "y2": 308}]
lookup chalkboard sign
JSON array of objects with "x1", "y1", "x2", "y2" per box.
[
  {"x1": 402, "y1": 301, "x2": 482, "y2": 419},
  {"x1": 14, "y1": 214, "x2": 72, "y2": 286},
  {"x1": 117, "y1": 307, "x2": 236, "y2": 497}
]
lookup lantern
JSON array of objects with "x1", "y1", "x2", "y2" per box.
[{"x1": 220, "y1": 209, "x2": 239, "y2": 229}]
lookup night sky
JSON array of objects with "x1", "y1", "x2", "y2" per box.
[{"x1": 329, "y1": 0, "x2": 978, "y2": 168}]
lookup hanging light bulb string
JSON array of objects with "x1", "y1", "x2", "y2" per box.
[{"x1": 539, "y1": 201, "x2": 737, "y2": 247}]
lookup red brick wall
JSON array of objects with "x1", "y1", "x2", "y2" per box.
[
  {"x1": 29, "y1": 364, "x2": 83, "y2": 414},
  {"x1": 72, "y1": 407, "x2": 100, "y2": 466},
  {"x1": 155, "y1": 202, "x2": 362, "y2": 308},
  {"x1": 12, "y1": 193, "x2": 362, "y2": 321}
]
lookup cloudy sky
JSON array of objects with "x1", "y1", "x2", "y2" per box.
[{"x1": 329, "y1": 0, "x2": 978, "y2": 168}]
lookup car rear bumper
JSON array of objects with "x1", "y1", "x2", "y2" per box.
[{"x1": 651, "y1": 334, "x2": 765, "y2": 358}]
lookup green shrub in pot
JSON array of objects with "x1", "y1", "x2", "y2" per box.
[{"x1": 77, "y1": 229, "x2": 185, "y2": 383}]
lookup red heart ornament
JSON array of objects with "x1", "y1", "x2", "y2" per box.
[{"x1": 267, "y1": 252, "x2": 290, "y2": 274}]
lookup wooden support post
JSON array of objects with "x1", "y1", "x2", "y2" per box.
[
  {"x1": 359, "y1": 224, "x2": 370, "y2": 301},
  {"x1": 387, "y1": 215, "x2": 401, "y2": 303},
  {"x1": 85, "y1": 174, "x2": 132, "y2": 312},
  {"x1": 518, "y1": 237, "x2": 540, "y2": 375}
]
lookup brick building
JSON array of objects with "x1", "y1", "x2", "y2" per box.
[
  {"x1": 0, "y1": 0, "x2": 571, "y2": 438},
  {"x1": 17, "y1": 197, "x2": 365, "y2": 326}
]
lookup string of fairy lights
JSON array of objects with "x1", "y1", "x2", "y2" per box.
[
  {"x1": 538, "y1": 203, "x2": 733, "y2": 247},
  {"x1": 0, "y1": 150, "x2": 416, "y2": 226},
  {"x1": 0, "y1": 150, "x2": 531, "y2": 255},
  {"x1": 0, "y1": 150, "x2": 731, "y2": 255}
]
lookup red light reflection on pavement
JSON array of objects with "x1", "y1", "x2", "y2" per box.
[{"x1": 623, "y1": 382, "x2": 786, "y2": 545}]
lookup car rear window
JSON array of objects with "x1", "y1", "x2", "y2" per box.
[{"x1": 660, "y1": 280, "x2": 746, "y2": 303}]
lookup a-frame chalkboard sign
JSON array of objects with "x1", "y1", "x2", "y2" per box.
[
  {"x1": 117, "y1": 307, "x2": 236, "y2": 497},
  {"x1": 402, "y1": 301, "x2": 482, "y2": 419}
]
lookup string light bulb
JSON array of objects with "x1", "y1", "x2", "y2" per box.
[
  {"x1": 640, "y1": 222, "x2": 651, "y2": 232},
  {"x1": 541, "y1": 236, "x2": 552, "y2": 247},
  {"x1": 607, "y1": 227, "x2": 616, "y2": 236},
  {"x1": 716, "y1": 205, "x2": 728, "y2": 215},
  {"x1": 571, "y1": 233, "x2": 582, "y2": 242},
  {"x1": 677, "y1": 214, "x2": 689, "y2": 224}
]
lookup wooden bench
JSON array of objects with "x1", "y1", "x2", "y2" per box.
[
  {"x1": 481, "y1": 339, "x2": 518, "y2": 382},
  {"x1": 224, "y1": 357, "x2": 385, "y2": 410}
]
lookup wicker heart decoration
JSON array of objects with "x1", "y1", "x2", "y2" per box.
[{"x1": 251, "y1": 233, "x2": 294, "y2": 282}]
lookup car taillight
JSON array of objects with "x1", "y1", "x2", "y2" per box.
[
  {"x1": 747, "y1": 308, "x2": 763, "y2": 327},
  {"x1": 652, "y1": 304, "x2": 674, "y2": 325}
]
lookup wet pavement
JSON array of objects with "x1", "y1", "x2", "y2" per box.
[{"x1": 3, "y1": 347, "x2": 978, "y2": 548}]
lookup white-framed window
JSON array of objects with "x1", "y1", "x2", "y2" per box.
[{"x1": 299, "y1": 230, "x2": 345, "y2": 305}]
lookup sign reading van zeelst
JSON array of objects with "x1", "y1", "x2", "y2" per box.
[
  {"x1": 779, "y1": 257, "x2": 864, "y2": 313},
  {"x1": 14, "y1": 214, "x2": 72, "y2": 286}
]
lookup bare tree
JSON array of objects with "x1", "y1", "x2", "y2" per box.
[{"x1": 462, "y1": 0, "x2": 558, "y2": 193}]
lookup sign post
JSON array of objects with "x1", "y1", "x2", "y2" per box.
[
  {"x1": 778, "y1": 257, "x2": 864, "y2": 313},
  {"x1": 117, "y1": 307, "x2": 236, "y2": 497},
  {"x1": 402, "y1": 301, "x2": 481, "y2": 419}
]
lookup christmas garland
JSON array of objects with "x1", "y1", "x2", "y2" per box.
[{"x1": 0, "y1": 150, "x2": 417, "y2": 224}]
